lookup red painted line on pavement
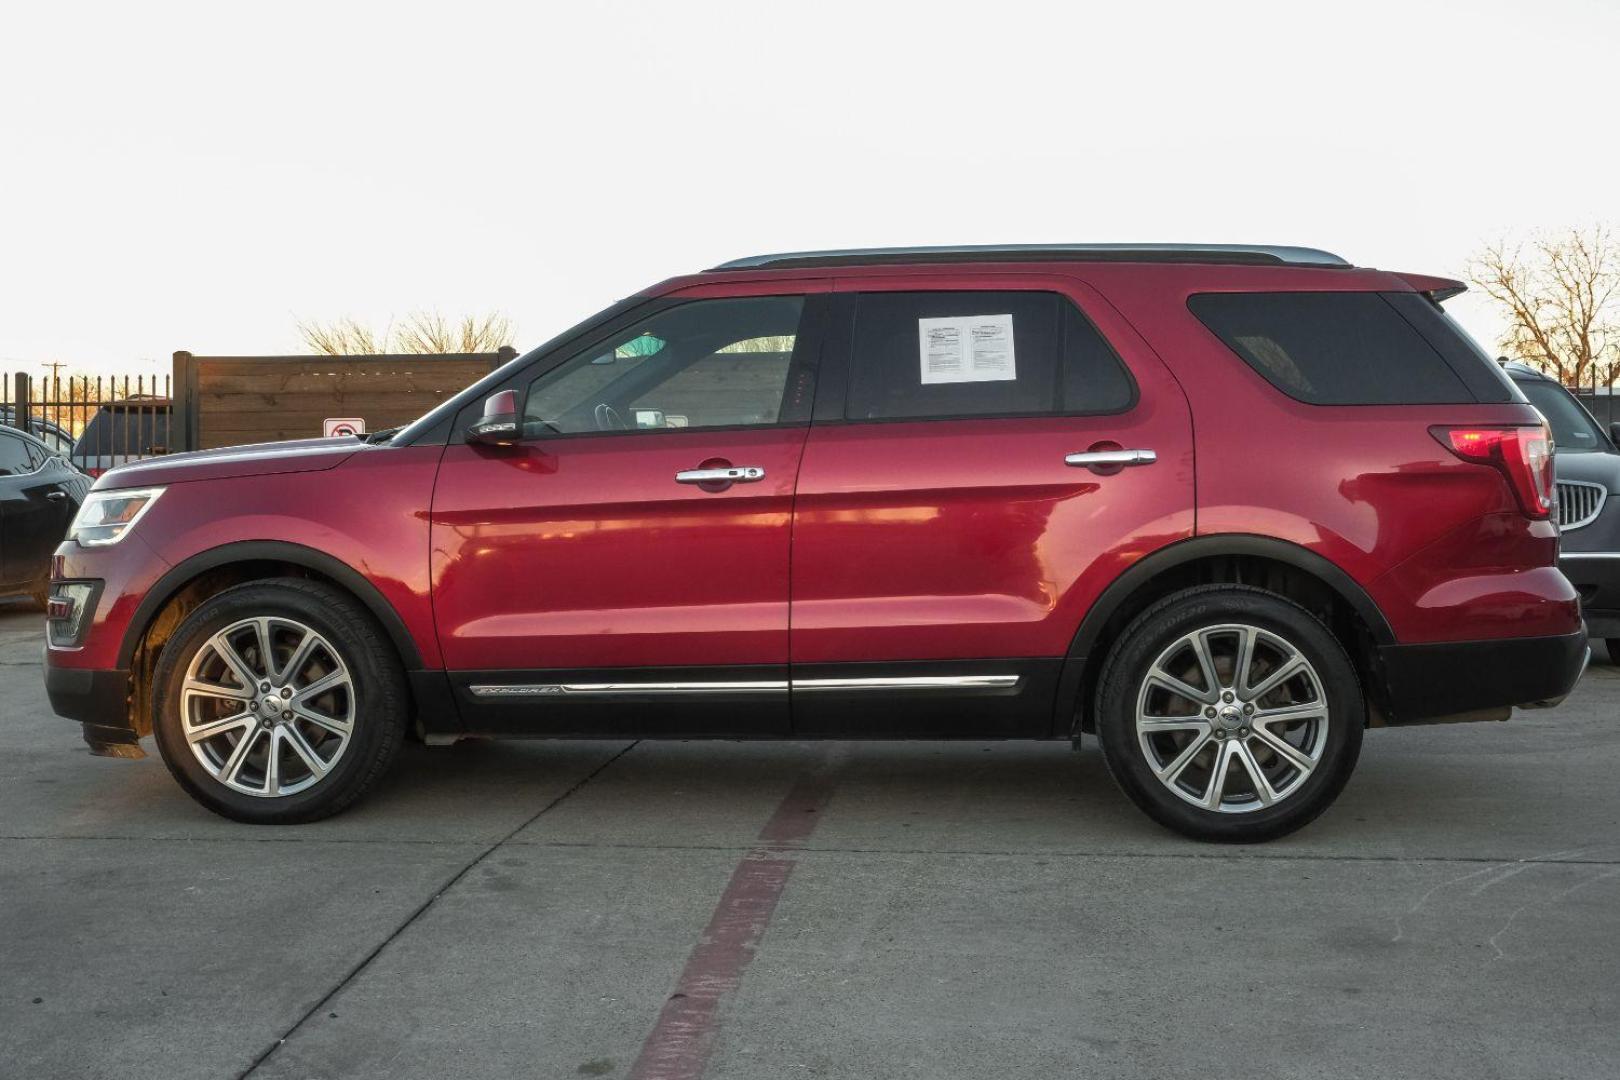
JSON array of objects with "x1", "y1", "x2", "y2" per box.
[{"x1": 628, "y1": 754, "x2": 843, "y2": 1080}]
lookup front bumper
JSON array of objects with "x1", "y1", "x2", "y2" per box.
[
  {"x1": 43, "y1": 662, "x2": 142, "y2": 757},
  {"x1": 1378, "y1": 627, "x2": 1590, "y2": 724},
  {"x1": 1559, "y1": 553, "x2": 1620, "y2": 638}
]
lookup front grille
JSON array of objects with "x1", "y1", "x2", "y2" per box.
[{"x1": 1556, "y1": 480, "x2": 1607, "y2": 530}]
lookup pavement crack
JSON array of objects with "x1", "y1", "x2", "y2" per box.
[
  {"x1": 234, "y1": 740, "x2": 639, "y2": 1080},
  {"x1": 1390, "y1": 847, "x2": 1589, "y2": 943},
  {"x1": 1487, "y1": 865, "x2": 1620, "y2": 961}
]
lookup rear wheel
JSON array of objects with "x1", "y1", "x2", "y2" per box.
[
  {"x1": 151, "y1": 578, "x2": 407, "y2": 824},
  {"x1": 1607, "y1": 639, "x2": 1620, "y2": 667},
  {"x1": 1095, "y1": 585, "x2": 1363, "y2": 842}
]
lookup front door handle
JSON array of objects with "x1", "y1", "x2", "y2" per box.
[
  {"x1": 45, "y1": 491, "x2": 67, "y2": 501},
  {"x1": 1065, "y1": 449, "x2": 1157, "y2": 468},
  {"x1": 675, "y1": 466, "x2": 765, "y2": 484}
]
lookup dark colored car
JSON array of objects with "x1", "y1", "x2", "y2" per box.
[
  {"x1": 44, "y1": 244, "x2": 1587, "y2": 841},
  {"x1": 1505, "y1": 362, "x2": 1620, "y2": 664},
  {"x1": 71, "y1": 397, "x2": 172, "y2": 477},
  {"x1": 0, "y1": 425, "x2": 91, "y2": 606},
  {"x1": 0, "y1": 406, "x2": 75, "y2": 457}
]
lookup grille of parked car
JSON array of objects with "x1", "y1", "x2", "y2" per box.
[{"x1": 1556, "y1": 480, "x2": 1607, "y2": 531}]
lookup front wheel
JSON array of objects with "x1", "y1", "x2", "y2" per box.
[
  {"x1": 1095, "y1": 585, "x2": 1363, "y2": 843},
  {"x1": 151, "y1": 578, "x2": 408, "y2": 824},
  {"x1": 1606, "y1": 639, "x2": 1620, "y2": 667}
]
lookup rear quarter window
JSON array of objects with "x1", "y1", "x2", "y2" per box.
[{"x1": 1188, "y1": 291, "x2": 1479, "y2": 405}]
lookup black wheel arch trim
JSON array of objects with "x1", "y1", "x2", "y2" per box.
[
  {"x1": 116, "y1": 540, "x2": 424, "y2": 670},
  {"x1": 1067, "y1": 534, "x2": 1394, "y2": 661},
  {"x1": 1055, "y1": 534, "x2": 1394, "y2": 736}
]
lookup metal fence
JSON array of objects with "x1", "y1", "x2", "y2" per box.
[{"x1": 1, "y1": 372, "x2": 173, "y2": 474}]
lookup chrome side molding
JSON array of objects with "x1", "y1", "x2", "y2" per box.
[
  {"x1": 792, "y1": 675, "x2": 1020, "y2": 691},
  {"x1": 469, "y1": 674, "x2": 1022, "y2": 698},
  {"x1": 470, "y1": 681, "x2": 787, "y2": 697}
]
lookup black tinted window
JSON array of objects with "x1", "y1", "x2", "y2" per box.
[
  {"x1": 1189, "y1": 292, "x2": 1473, "y2": 405},
  {"x1": 1062, "y1": 301, "x2": 1136, "y2": 413},
  {"x1": 845, "y1": 291, "x2": 1133, "y2": 421},
  {"x1": 1382, "y1": 293, "x2": 1518, "y2": 404},
  {"x1": 1520, "y1": 379, "x2": 1608, "y2": 452},
  {"x1": 0, "y1": 432, "x2": 31, "y2": 475}
]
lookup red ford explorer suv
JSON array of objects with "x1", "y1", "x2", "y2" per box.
[{"x1": 44, "y1": 244, "x2": 1588, "y2": 841}]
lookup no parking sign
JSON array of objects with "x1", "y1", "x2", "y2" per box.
[{"x1": 323, "y1": 417, "x2": 366, "y2": 438}]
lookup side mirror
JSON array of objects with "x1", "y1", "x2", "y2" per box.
[{"x1": 466, "y1": 389, "x2": 520, "y2": 446}]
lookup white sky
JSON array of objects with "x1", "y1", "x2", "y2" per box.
[{"x1": 2, "y1": 0, "x2": 1616, "y2": 378}]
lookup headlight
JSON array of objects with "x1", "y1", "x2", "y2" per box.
[{"x1": 70, "y1": 488, "x2": 164, "y2": 547}]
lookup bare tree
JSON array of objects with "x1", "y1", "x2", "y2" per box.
[
  {"x1": 296, "y1": 316, "x2": 394, "y2": 356},
  {"x1": 395, "y1": 311, "x2": 515, "y2": 354},
  {"x1": 1468, "y1": 226, "x2": 1620, "y2": 388},
  {"x1": 298, "y1": 311, "x2": 512, "y2": 355}
]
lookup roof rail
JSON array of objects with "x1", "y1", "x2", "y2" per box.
[{"x1": 710, "y1": 243, "x2": 1352, "y2": 272}]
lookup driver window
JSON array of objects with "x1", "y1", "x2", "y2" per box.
[{"x1": 523, "y1": 296, "x2": 804, "y2": 435}]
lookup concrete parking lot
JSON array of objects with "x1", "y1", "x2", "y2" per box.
[{"x1": 2, "y1": 602, "x2": 1617, "y2": 1080}]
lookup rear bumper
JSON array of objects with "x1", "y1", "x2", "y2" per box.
[
  {"x1": 1559, "y1": 553, "x2": 1620, "y2": 638},
  {"x1": 1378, "y1": 627, "x2": 1590, "y2": 724},
  {"x1": 44, "y1": 661, "x2": 142, "y2": 757}
]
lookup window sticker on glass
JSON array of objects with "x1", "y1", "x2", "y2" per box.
[{"x1": 918, "y1": 314, "x2": 1016, "y2": 384}]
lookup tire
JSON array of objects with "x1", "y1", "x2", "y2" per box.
[
  {"x1": 1607, "y1": 639, "x2": 1620, "y2": 667},
  {"x1": 151, "y1": 578, "x2": 408, "y2": 824},
  {"x1": 1094, "y1": 584, "x2": 1363, "y2": 843}
]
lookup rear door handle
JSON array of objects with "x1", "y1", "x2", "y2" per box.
[
  {"x1": 675, "y1": 466, "x2": 765, "y2": 484},
  {"x1": 1065, "y1": 449, "x2": 1157, "y2": 468}
]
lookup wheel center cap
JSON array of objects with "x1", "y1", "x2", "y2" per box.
[{"x1": 1216, "y1": 705, "x2": 1245, "y2": 731}]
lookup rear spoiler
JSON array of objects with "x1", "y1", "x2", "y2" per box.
[{"x1": 1394, "y1": 273, "x2": 1467, "y2": 304}]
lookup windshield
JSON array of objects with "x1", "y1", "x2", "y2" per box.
[{"x1": 1519, "y1": 379, "x2": 1610, "y2": 453}]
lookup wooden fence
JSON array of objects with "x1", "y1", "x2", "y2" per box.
[{"x1": 171, "y1": 348, "x2": 517, "y2": 451}]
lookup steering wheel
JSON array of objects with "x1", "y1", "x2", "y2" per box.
[{"x1": 593, "y1": 403, "x2": 626, "y2": 431}]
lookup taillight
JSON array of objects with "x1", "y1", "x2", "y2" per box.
[{"x1": 1431, "y1": 424, "x2": 1554, "y2": 519}]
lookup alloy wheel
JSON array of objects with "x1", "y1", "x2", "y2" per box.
[
  {"x1": 1134, "y1": 623, "x2": 1329, "y2": 813},
  {"x1": 180, "y1": 616, "x2": 356, "y2": 797}
]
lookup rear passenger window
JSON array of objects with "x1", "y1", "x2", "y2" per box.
[
  {"x1": 1189, "y1": 292, "x2": 1473, "y2": 405},
  {"x1": 845, "y1": 291, "x2": 1134, "y2": 421}
]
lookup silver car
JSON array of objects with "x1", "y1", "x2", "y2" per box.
[{"x1": 1507, "y1": 362, "x2": 1620, "y2": 663}]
